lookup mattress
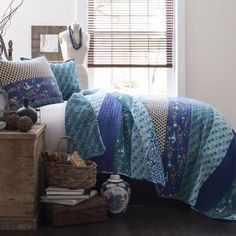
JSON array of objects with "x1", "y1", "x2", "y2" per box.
[{"x1": 40, "y1": 102, "x2": 67, "y2": 151}]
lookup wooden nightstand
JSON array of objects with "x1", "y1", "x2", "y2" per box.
[{"x1": 0, "y1": 124, "x2": 46, "y2": 230}]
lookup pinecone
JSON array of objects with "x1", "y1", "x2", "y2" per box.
[
  {"x1": 17, "y1": 116, "x2": 33, "y2": 132},
  {"x1": 5, "y1": 113, "x2": 20, "y2": 130}
]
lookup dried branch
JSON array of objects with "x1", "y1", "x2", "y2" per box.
[{"x1": 0, "y1": 0, "x2": 24, "y2": 36}]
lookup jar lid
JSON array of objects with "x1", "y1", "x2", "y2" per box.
[{"x1": 108, "y1": 174, "x2": 123, "y2": 183}]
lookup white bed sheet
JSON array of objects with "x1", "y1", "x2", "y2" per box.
[{"x1": 40, "y1": 102, "x2": 67, "y2": 151}]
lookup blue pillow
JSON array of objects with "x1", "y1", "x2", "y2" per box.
[
  {"x1": 0, "y1": 57, "x2": 63, "y2": 107},
  {"x1": 49, "y1": 59, "x2": 81, "y2": 100}
]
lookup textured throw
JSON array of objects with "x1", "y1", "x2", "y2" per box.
[
  {"x1": 65, "y1": 90, "x2": 236, "y2": 220},
  {"x1": 90, "y1": 93, "x2": 122, "y2": 172},
  {"x1": 65, "y1": 92, "x2": 105, "y2": 158}
]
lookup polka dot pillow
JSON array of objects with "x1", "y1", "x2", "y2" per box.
[{"x1": 49, "y1": 59, "x2": 81, "y2": 100}]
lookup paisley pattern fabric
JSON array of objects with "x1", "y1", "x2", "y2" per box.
[
  {"x1": 161, "y1": 98, "x2": 191, "y2": 197},
  {"x1": 113, "y1": 93, "x2": 133, "y2": 176},
  {"x1": 65, "y1": 89, "x2": 236, "y2": 220},
  {"x1": 130, "y1": 97, "x2": 165, "y2": 185},
  {"x1": 177, "y1": 99, "x2": 233, "y2": 206}
]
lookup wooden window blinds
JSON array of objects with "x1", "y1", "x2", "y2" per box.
[{"x1": 88, "y1": 0, "x2": 174, "y2": 68}]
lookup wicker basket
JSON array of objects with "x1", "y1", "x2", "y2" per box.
[
  {"x1": 42, "y1": 136, "x2": 97, "y2": 189},
  {"x1": 44, "y1": 161, "x2": 97, "y2": 189}
]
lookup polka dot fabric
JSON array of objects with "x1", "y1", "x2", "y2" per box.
[{"x1": 0, "y1": 57, "x2": 63, "y2": 107}]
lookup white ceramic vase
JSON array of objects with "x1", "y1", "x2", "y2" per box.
[{"x1": 100, "y1": 174, "x2": 131, "y2": 217}]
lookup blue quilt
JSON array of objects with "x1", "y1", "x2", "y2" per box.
[{"x1": 65, "y1": 90, "x2": 236, "y2": 220}]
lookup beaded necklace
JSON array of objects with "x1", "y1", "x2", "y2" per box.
[{"x1": 68, "y1": 25, "x2": 83, "y2": 50}]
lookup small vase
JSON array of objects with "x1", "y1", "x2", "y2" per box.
[
  {"x1": 100, "y1": 174, "x2": 131, "y2": 217},
  {"x1": 16, "y1": 98, "x2": 37, "y2": 124}
]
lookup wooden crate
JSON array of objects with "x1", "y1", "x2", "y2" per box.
[
  {"x1": 43, "y1": 195, "x2": 108, "y2": 227},
  {"x1": 0, "y1": 124, "x2": 46, "y2": 230}
]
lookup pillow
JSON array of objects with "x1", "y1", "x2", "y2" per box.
[
  {"x1": 49, "y1": 59, "x2": 81, "y2": 100},
  {"x1": 21, "y1": 58, "x2": 81, "y2": 101},
  {"x1": 0, "y1": 57, "x2": 63, "y2": 107}
]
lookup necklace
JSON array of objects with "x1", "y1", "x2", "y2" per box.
[{"x1": 68, "y1": 25, "x2": 83, "y2": 50}]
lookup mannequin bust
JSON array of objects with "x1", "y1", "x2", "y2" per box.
[{"x1": 59, "y1": 22, "x2": 90, "y2": 89}]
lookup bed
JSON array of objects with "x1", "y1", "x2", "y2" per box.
[
  {"x1": 40, "y1": 89, "x2": 236, "y2": 221},
  {"x1": 1, "y1": 57, "x2": 235, "y2": 221}
]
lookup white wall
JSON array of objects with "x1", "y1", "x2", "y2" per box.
[
  {"x1": 2, "y1": 0, "x2": 236, "y2": 128},
  {"x1": 1, "y1": 0, "x2": 77, "y2": 60},
  {"x1": 186, "y1": 0, "x2": 236, "y2": 129}
]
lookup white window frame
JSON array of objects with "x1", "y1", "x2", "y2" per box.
[
  {"x1": 175, "y1": 0, "x2": 186, "y2": 97},
  {"x1": 76, "y1": 0, "x2": 186, "y2": 97}
]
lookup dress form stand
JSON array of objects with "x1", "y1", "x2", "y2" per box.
[{"x1": 59, "y1": 22, "x2": 90, "y2": 89}]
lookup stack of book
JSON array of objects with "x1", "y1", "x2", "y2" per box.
[{"x1": 41, "y1": 186, "x2": 97, "y2": 205}]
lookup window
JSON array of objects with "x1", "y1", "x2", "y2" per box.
[{"x1": 77, "y1": 0, "x2": 185, "y2": 96}]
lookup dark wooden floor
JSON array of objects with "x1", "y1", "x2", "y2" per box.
[
  {"x1": 1, "y1": 204, "x2": 236, "y2": 236},
  {"x1": 1, "y1": 174, "x2": 236, "y2": 236}
]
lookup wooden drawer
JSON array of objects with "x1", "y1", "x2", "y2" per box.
[{"x1": 0, "y1": 124, "x2": 45, "y2": 230}]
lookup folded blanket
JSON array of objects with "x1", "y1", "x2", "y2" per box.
[
  {"x1": 66, "y1": 90, "x2": 165, "y2": 185},
  {"x1": 65, "y1": 92, "x2": 105, "y2": 158}
]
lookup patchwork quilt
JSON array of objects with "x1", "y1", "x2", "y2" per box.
[{"x1": 65, "y1": 89, "x2": 236, "y2": 220}]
